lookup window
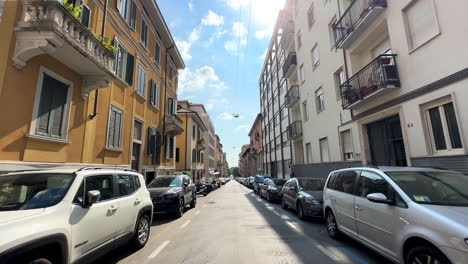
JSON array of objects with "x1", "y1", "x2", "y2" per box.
[
  {"x1": 0, "y1": 1, "x2": 4, "y2": 23},
  {"x1": 335, "y1": 171, "x2": 358, "y2": 195},
  {"x1": 424, "y1": 100, "x2": 463, "y2": 155},
  {"x1": 34, "y1": 72, "x2": 71, "y2": 139},
  {"x1": 165, "y1": 136, "x2": 175, "y2": 159},
  {"x1": 117, "y1": 175, "x2": 138, "y2": 196},
  {"x1": 192, "y1": 149, "x2": 196, "y2": 162},
  {"x1": 302, "y1": 100, "x2": 308, "y2": 121},
  {"x1": 114, "y1": 40, "x2": 135, "y2": 85},
  {"x1": 84, "y1": 175, "x2": 115, "y2": 201},
  {"x1": 305, "y1": 143, "x2": 312, "y2": 163},
  {"x1": 81, "y1": 4, "x2": 91, "y2": 28},
  {"x1": 136, "y1": 64, "x2": 147, "y2": 98},
  {"x1": 200, "y1": 152, "x2": 204, "y2": 163},
  {"x1": 340, "y1": 129, "x2": 354, "y2": 161},
  {"x1": 403, "y1": 0, "x2": 440, "y2": 51},
  {"x1": 118, "y1": 0, "x2": 137, "y2": 29},
  {"x1": 307, "y1": 3, "x2": 315, "y2": 29},
  {"x1": 334, "y1": 67, "x2": 346, "y2": 99},
  {"x1": 357, "y1": 171, "x2": 388, "y2": 198},
  {"x1": 276, "y1": 136, "x2": 281, "y2": 150},
  {"x1": 154, "y1": 41, "x2": 161, "y2": 65},
  {"x1": 296, "y1": 31, "x2": 302, "y2": 49},
  {"x1": 193, "y1": 125, "x2": 196, "y2": 139},
  {"x1": 167, "y1": 98, "x2": 175, "y2": 115},
  {"x1": 299, "y1": 64, "x2": 305, "y2": 83},
  {"x1": 311, "y1": 44, "x2": 320, "y2": 68},
  {"x1": 326, "y1": 172, "x2": 338, "y2": 190},
  {"x1": 169, "y1": 65, "x2": 174, "y2": 83},
  {"x1": 328, "y1": 16, "x2": 337, "y2": 48},
  {"x1": 281, "y1": 106, "x2": 288, "y2": 120},
  {"x1": 133, "y1": 120, "x2": 143, "y2": 141},
  {"x1": 315, "y1": 87, "x2": 325, "y2": 112},
  {"x1": 140, "y1": 18, "x2": 148, "y2": 48},
  {"x1": 149, "y1": 79, "x2": 159, "y2": 108},
  {"x1": 107, "y1": 105, "x2": 124, "y2": 149},
  {"x1": 282, "y1": 131, "x2": 289, "y2": 147},
  {"x1": 176, "y1": 148, "x2": 180, "y2": 162},
  {"x1": 320, "y1": 137, "x2": 329, "y2": 162}
]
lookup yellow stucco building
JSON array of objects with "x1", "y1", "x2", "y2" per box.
[{"x1": 0, "y1": 0, "x2": 184, "y2": 183}]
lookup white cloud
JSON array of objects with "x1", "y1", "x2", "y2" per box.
[
  {"x1": 255, "y1": 29, "x2": 270, "y2": 39},
  {"x1": 189, "y1": 27, "x2": 200, "y2": 42},
  {"x1": 234, "y1": 125, "x2": 251, "y2": 133},
  {"x1": 206, "y1": 103, "x2": 215, "y2": 111},
  {"x1": 227, "y1": 0, "x2": 247, "y2": 9},
  {"x1": 224, "y1": 38, "x2": 247, "y2": 53},
  {"x1": 232, "y1": 21, "x2": 247, "y2": 38},
  {"x1": 175, "y1": 38, "x2": 192, "y2": 62},
  {"x1": 202, "y1": 10, "x2": 224, "y2": 26},
  {"x1": 188, "y1": 1, "x2": 194, "y2": 11},
  {"x1": 217, "y1": 113, "x2": 235, "y2": 120},
  {"x1": 203, "y1": 29, "x2": 228, "y2": 47},
  {"x1": 178, "y1": 66, "x2": 227, "y2": 96}
]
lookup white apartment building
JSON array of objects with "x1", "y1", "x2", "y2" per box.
[{"x1": 263, "y1": 0, "x2": 468, "y2": 177}]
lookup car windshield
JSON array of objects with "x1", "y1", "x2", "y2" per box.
[
  {"x1": 0, "y1": 173, "x2": 75, "y2": 211},
  {"x1": 249, "y1": 177, "x2": 255, "y2": 181},
  {"x1": 271, "y1": 179, "x2": 286, "y2": 187},
  {"x1": 386, "y1": 171, "x2": 468, "y2": 206},
  {"x1": 148, "y1": 177, "x2": 181, "y2": 188},
  {"x1": 297, "y1": 178, "x2": 325, "y2": 191},
  {"x1": 257, "y1": 176, "x2": 264, "y2": 183}
]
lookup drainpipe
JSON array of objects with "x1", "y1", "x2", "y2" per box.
[{"x1": 89, "y1": 0, "x2": 109, "y2": 120}]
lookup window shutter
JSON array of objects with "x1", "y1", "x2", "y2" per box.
[
  {"x1": 169, "y1": 137, "x2": 174, "y2": 158},
  {"x1": 155, "y1": 82, "x2": 159, "y2": 108},
  {"x1": 192, "y1": 149, "x2": 196, "y2": 162},
  {"x1": 50, "y1": 80, "x2": 68, "y2": 138},
  {"x1": 129, "y1": 0, "x2": 137, "y2": 29},
  {"x1": 147, "y1": 127, "x2": 155, "y2": 155},
  {"x1": 115, "y1": 111, "x2": 122, "y2": 148},
  {"x1": 154, "y1": 130, "x2": 162, "y2": 165},
  {"x1": 150, "y1": 80, "x2": 155, "y2": 106},
  {"x1": 108, "y1": 109, "x2": 116, "y2": 147},
  {"x1": 126, "y1": 53, "x2": 135, "y2": 85},
  {"x1": 81, "y1": 5, "x2": 91, "y2": 27},
  {"x1": 36, "y1": 80, "x2": 53, "y2": 135}
]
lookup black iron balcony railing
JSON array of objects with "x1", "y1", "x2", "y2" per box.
[
  {"x1": 285, "y1": 85, "x2": 300, "y2": 107},
  {"x1": 333, "y1": 0, "x2": 387, "y2": 49},
  {"x1": 282, "y1": 52, "x2": 297, "y2": 78},
  {"x1": 341, "y1": 54, "x2": 400, "y2": 109},
  {"x1": 288, "y1": 121, "x2": 303, "y2": 139}
]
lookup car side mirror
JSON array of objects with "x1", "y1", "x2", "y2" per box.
[
  {"x1": 85, "y1": 190, "x2": 101, "y2": 207},
  {"x1": 366, "y1": 193, "x2": 389, "y2": 204},
  {"x1": 183, "y1": 182, "x2": 189, "y2": 188}
]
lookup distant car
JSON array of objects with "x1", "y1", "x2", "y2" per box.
[
  {"x1": 323, "y1": 166, "x2": 468, "y2": 264},
  {"x1": 260, "y1": 178, "x2": 287, "y2": 202},
  {"x1": 253, "y1": 175, "x2": 271, "y2": 194},
  {"x1": 247, "y1": 176, "x2": 255, "y2": 189},
  {"x1": 281, "y1": 177, "x2": 325, "y2": 220},
  {"x1": 148, "y1": 175, "x2": 196, "y2": 217}
]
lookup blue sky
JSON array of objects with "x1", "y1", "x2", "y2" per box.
[{"x1": 158, "y1": 0, "x2": 285, "y2": 167}]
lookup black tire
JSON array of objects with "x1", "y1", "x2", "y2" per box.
[
  {"x1": 131, "y1": 214, "x2": 150, "y2": 249},
  {"x1": 190, "y1": 196, "x2": 197, "y2": 208},
  {"x1": 267, "y1": 192, "x2": 271, "y2": 203},
  {"x1": 326, "y1": 210, "x2": 341, "y2": 239},
  {"x1": 297, "y1": 202, "x2": 306, "y2": 221},
  {"x1": 175, "y1": 198, "x2": 184, "y2": 218},
  {"x1": 281, "y1": 196, "x2": 288, "y2": 209},
  {"x1": 406, "y1": 246, "x2": 452, "y2": 264},
  {"x1": 28, "y1": 259, "x2": 52, "y2": 264}
]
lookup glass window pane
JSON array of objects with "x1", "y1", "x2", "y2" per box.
[
  {"x1": 86, "y1": 175, "x2": 115, "y2": 201},
  {"x1": 336, "y1": 171, "x2": 357, "y2": 194},
  {"x1": 428, "y1": 107, "x2": 447, "y2": 150},
  {"x1": 443, "y1": 103, "x2": 462, "y2": 149},
  {"x1": 357, "y1": 171, "x2": 388, "y2": 197},
  {"x1": 117, "y1": 175, "x2": 137, "y2": 196}
]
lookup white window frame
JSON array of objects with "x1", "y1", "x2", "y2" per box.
[
  {"x1": 131, "y1": 117, "x2": 144, "y2": 170},
  {"x1": 114, "y1": 38, "x2": 129, "y2": 83},
  {"x1": 29, "y1": 66, "x2": 73, "y2": 143},
  {"x1": 0, "y1": 1, "x2": 4, "y2": 23},
  {"x1": 140, "y1": 17, "x2": 149, "y2": 49},
  {"x1": 154, "y1": 40, "x2": 161, "y2": 66},
  {"x1": 118, "y1": 0, "x2": 136, "y2": 30},
  {"x1": 307, "y1": 2, "x2": 315, "y2": 29},
  {"x1": 328, "y1": 15, "x2": 337, "y2": 49},
  {"x1": 299, "y1": 64, "x2": 305, "y2": 83},
  {"x1": 311, "y1": 44, "x2": 320, "y2": 68},
  {"x1": 423, "y1": 97, "x2": 464, "y2": 156},
  {"x1": 296, "y1": 31, "x2": 302, "y2": 49},
  {"x1": 136, "y1": 64, "x2": 147, "y2": 98},
  {"x1": 302, "y1": 100, "x2": 309, "y2": 121},
  {"x1": 334, "y1": 67, "x2": 346, "y2": 100},
  {"x1": 315, "y1": 87, "x2": 325, "y2": 113},
  {"x1": 106, "y1": 104, "x2": 125, "y2": 151},
  {"x1": 305, "y1": 143, "x2": 312, "y2": 163},
  {"x1": 319, "y1": 137, "x2": 330, "y2": 162},
  {"x1": 150, "y1": 79, "x2": 160, "y2": 109},
  {"x1": 340, "y1": 129, "x2": 354, "y2": 161}
]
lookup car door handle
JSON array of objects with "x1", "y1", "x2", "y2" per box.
[
  {"x1": 134, "y1": 199, "x2": 141, "y2": 206},
  {"x1": 108, "y1": 205, "x2": 119, "y2": 212},
  {"x1": 354, "y1": 205, "x2": 362, "y2": 211}
]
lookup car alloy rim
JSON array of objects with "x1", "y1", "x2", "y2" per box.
[
  {"x1": 413, "y1": 255, "x2": 442, "y2": 264},
  {"x1": 138, "y1": 218, "x2": 149, "y2": 244},
  {"x1": 327, "y1": 214, "x2": 336, "y2": 235}
]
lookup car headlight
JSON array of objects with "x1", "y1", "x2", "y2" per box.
[{"x1": 305, "y1": 197, "x2": 320, "y2": 205}]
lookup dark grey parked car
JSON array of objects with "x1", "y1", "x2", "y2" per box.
[
  {"x1": 260, "y1": 178, "x2": 287, "y2": 202},
  {"x1": 148, "y1": 175, "x2": 196, "y2": 217},
  {"x1": 281, "y1": 177, "x2": 325, "y2": 220}
]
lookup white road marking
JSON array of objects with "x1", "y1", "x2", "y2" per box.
[
  {"x1": 273, "y1": 211, "x2": 280, "y2": 216},
  {"x1": 316, "y1": 245, "x2": 340, "y2": 262},
  {"x1": 148, "y1": 241, "x2": 170, "y2": 259},
  {"x1": 195, "y1": 210, "x2": 201, "y2": 215},
  {"x1": 180, "y1": 220, "x2": 191, "y2": 229},
  {"x1": 286, "y1": 221, "x2": 298, "y2": 230}
]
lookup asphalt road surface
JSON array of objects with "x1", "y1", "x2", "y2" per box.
[{"x1": 95, "y1": 180, "x2": 391, "y2": 264}]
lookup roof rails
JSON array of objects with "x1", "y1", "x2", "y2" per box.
[
  {"x1": 76, "y1": 166, "x2": 137, "y2": 172},
  {"x1": 364, "y1": 165, "x2": 380, "y2": 169}
]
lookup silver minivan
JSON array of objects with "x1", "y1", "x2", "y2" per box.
[{"x1": 323, "y1": 167, "x2": 468, "y2": 264}]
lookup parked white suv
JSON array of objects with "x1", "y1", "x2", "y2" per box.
[
  {"x1": 0, "y1": 167, "x2": 153, "y2": 264},
  {"x1": 323, "y1": 166, "x2": 468, "y2": 264}
]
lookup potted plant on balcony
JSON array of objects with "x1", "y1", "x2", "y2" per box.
[{"x1": 342, "y1": 87, "x2": 359, "y2": 105}]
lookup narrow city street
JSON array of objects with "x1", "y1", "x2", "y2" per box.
[{"x1": 96, "y1": 181, "x2": 390, "y2": 264}]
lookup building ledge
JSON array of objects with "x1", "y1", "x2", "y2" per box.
[{"x1": 26, "y1": 134, "x2": 71, "y2": 145}]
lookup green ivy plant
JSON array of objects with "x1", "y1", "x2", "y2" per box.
[
  {"x1": 88, "y1": 27, "x2": 118, "y2": 53},
  {"x1": 63, "y1": 0, "x2": 83, "y2": 21}
]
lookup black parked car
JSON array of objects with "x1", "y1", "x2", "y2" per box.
[
  {"x1": 281, "y1": 177, "x2": 325, "y2": 220},
  {"x1": 247, "y1": 176, "x2": 255, "y2": 189},
  {"x1": 148, "y1": 175, "x2": 196, "y2": 217},
  {"x1": 253, "y1": 175, "x2": 271, "y2": 194},
  {"x1": 260, "y1": 178, "x2": 286, "y2": 202}
]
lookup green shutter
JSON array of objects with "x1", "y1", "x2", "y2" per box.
[
  {"x1": 37, "y1": 74, "x2": 68, "y2": 138},
  {"x1": 154, "y1": 82, "x2": 159, "y2": 108},
  {"x1": 150, "y1": 80, "x2": 155, "y2": 106},
  {"x1": 108, "y1": 108, "x2": 116, "y2": 147},
  {"x1": 129, "y1": 0, "x2": 137, "y2": 29},
  {"x1": 126, "y1": 53, "x2": 134, "y2": 85},
  {"x1": 115, "y1": 111, "x2": 122, "y2": 148},
  {"x1": 154, "y1": 130, "x2": 162, "y2": 165},
  {"x1": 81, "y1": 5, "x2": 91, "y2": 27},
  {"x1": 36, "y1": 77, "x2": 53, "y2": 135},
  {"x1": 147, "y1": 127, "x2": 155, "y2": 155}
]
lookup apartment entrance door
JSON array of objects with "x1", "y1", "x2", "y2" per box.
[{"x1": 367, "y1": 115, "x2": 407, "y2": 166}]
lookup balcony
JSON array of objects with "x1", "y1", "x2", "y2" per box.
[
  {"x1": 280, "y1": 21, "x2": 294, "y2": 50},
  {"x1": 285, "y1": 85, "x2": 300, "y2": 108},
  {"x1": 341, "y1": 54, "x2": 400, "y2": 109},
  {"x1": 13, "y1": 1, "x2": 115, "y2": 99},
  {"x1": 165, "y1": 115, "x2": 184, "y2": 136},
  {"x1": 196, "y1": 138, "x2": 206, "y2": 151},
  {"x1": 333, "y1": 0, "x2": 387, "y2": 49},
  {"x1": 282, "y1": 52, "x2": 297, "y2": 78},
  {"x1": 288, "y1": 121, "x2": 303, "y2": 139}
]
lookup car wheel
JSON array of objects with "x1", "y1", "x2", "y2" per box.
[
  {"x1": 131, "y1": 214, "x2": 150, "y2": 249},
  {"x1": 190, "y1": 196, "x2": 197, "y2": 208},
  {"x1": 406, "y1": 246, "x2": 452, "y2": 264},
  {"x1": 267, "y1": 192, "x2": 271, "y2": 202},
  {"x1": 28, "y1": 259, "x2": 52, "y2": 264},
  {"x1": 282, "y1": 196, "x2": 288, "y2": 209},
  {"x1": 297, "y1": 202, "x2": 306, "y2": 221},
  {"x1": 175, "y1": 198, "x2": 184, "y2": 218},
  {"x1": 326, "y1": 210, "x2": 341, "y2": 239}
]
